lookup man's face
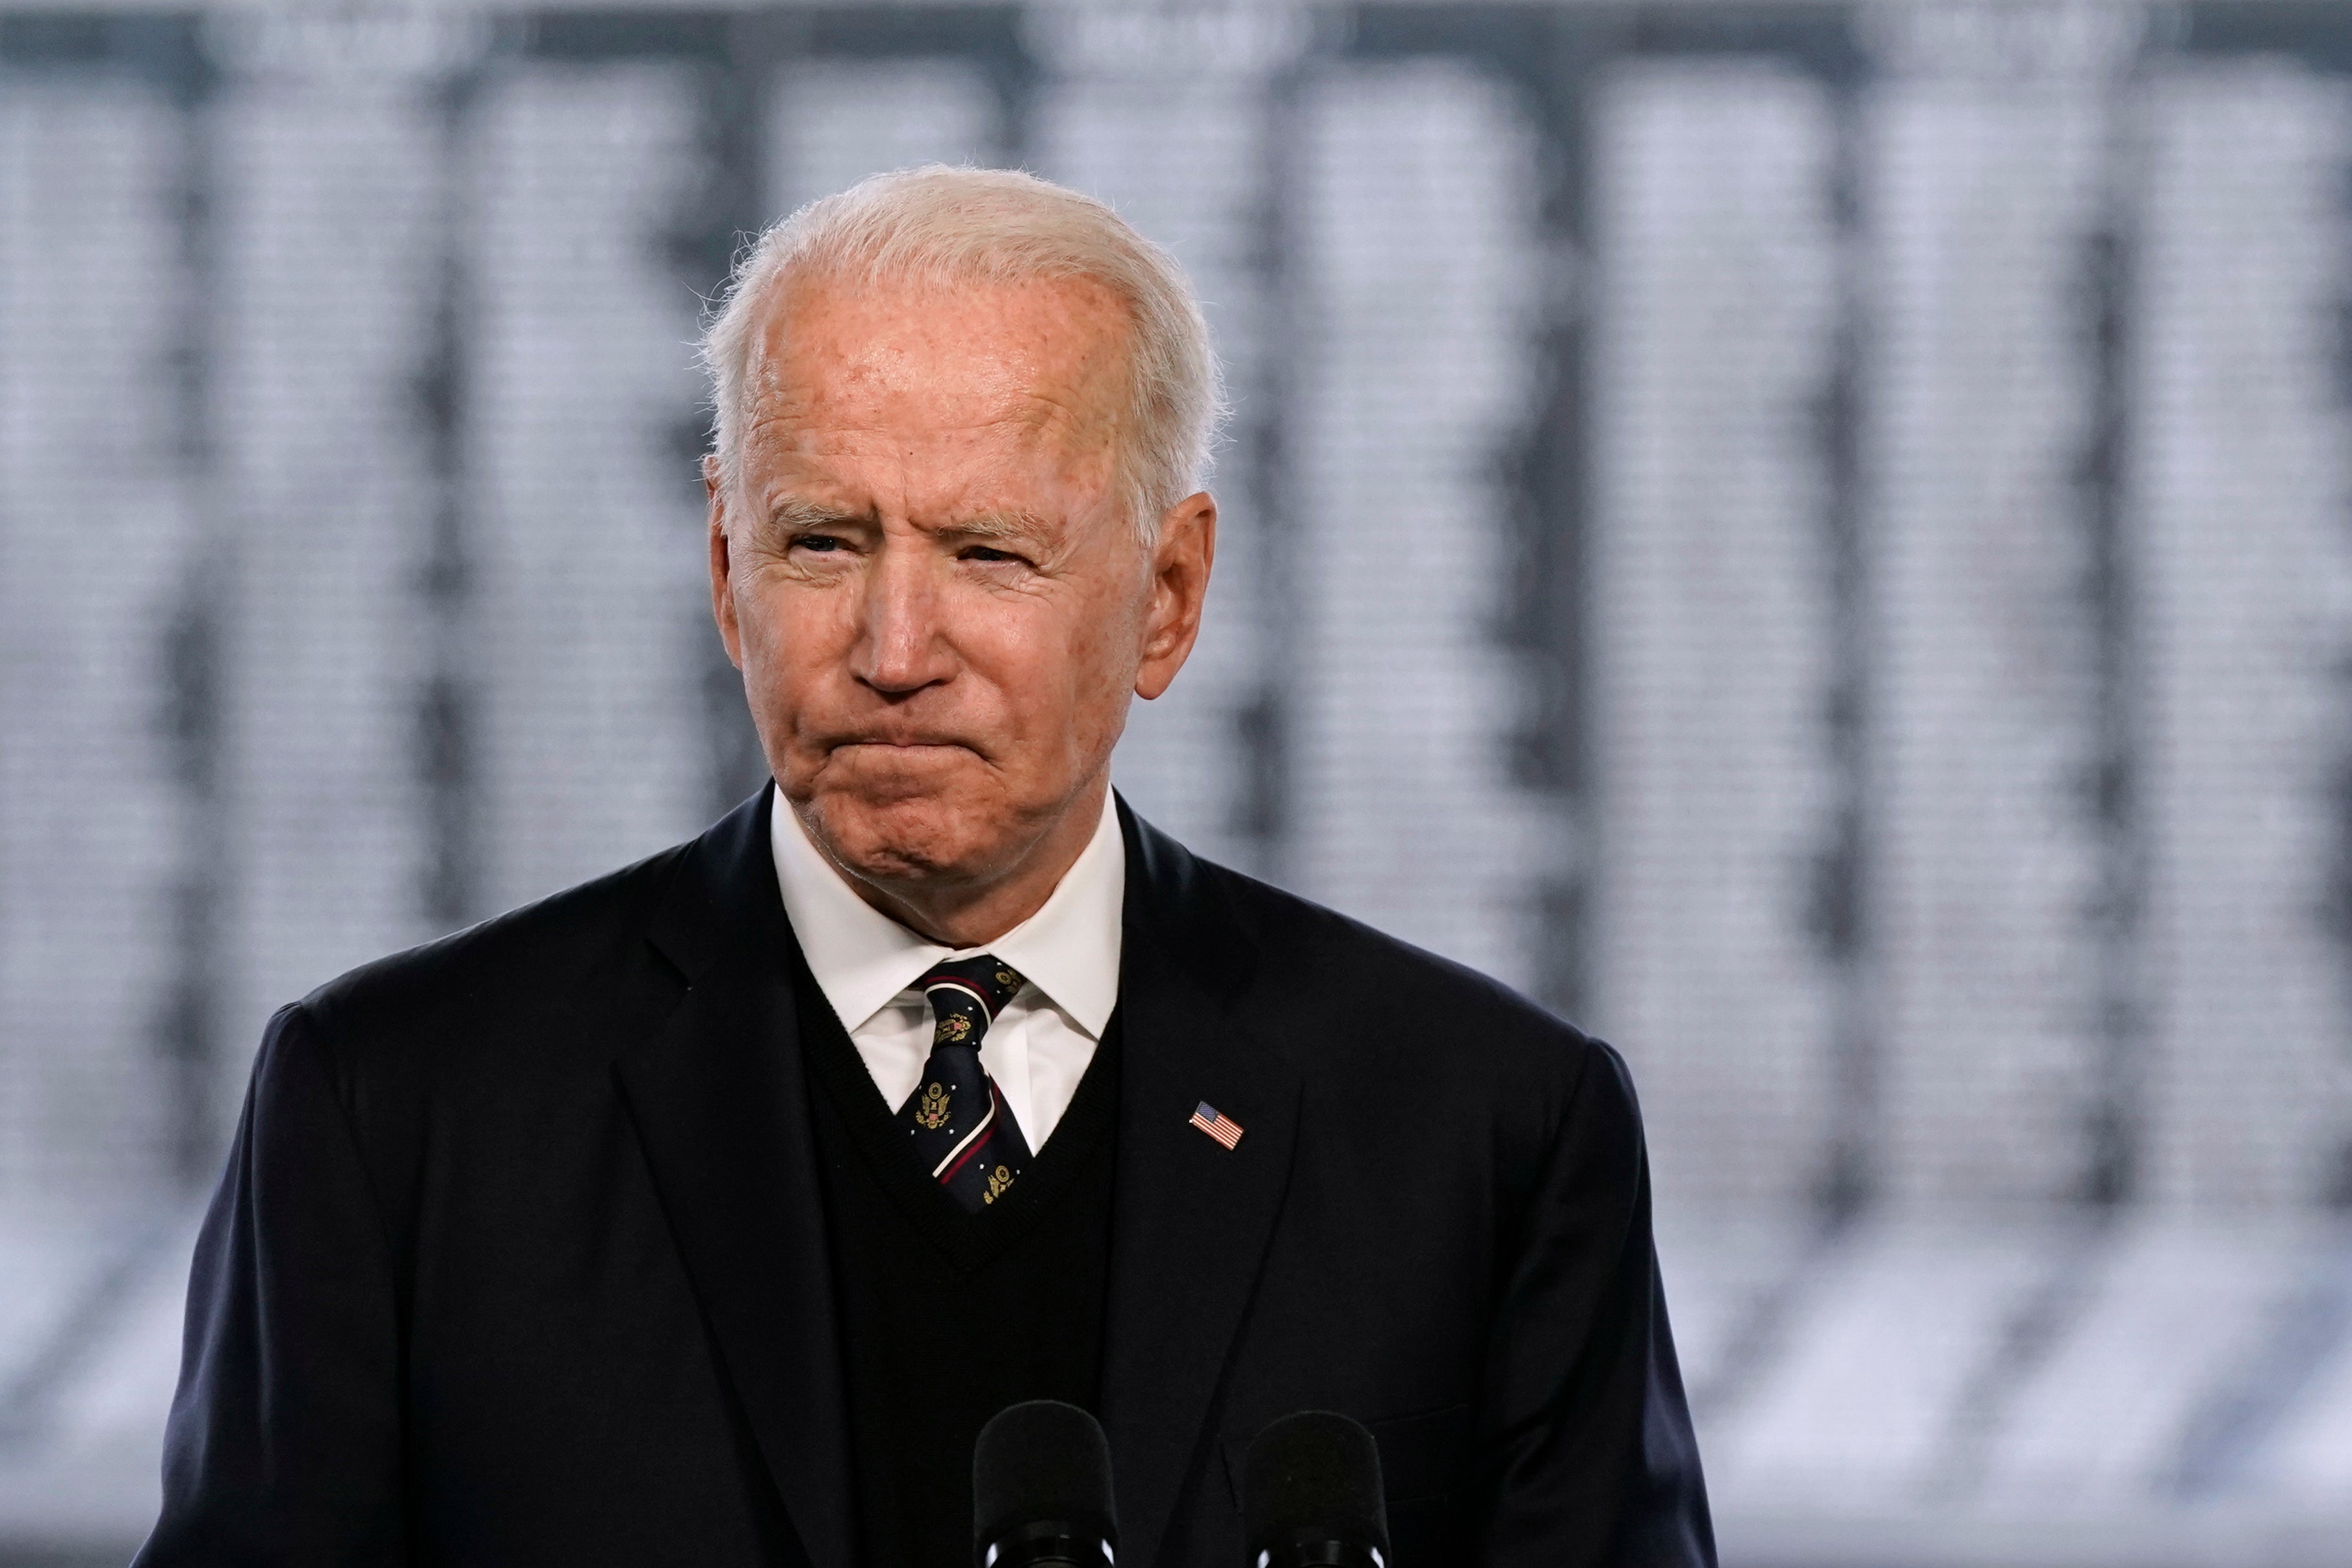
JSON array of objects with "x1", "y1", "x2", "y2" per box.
[{"x1": 707, "y1": 272, "x2": 1211, "y2": 898}]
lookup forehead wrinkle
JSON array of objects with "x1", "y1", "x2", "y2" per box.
[
  {"x1": 736, "y1": 407, "x2": 1105, "y2": 495},
  {"x1": 744, "y1": 401, "x2": 1116, "y2": 506},
  {"x1": 745, "y1": 383, "x2": 1110, "y2": 446}
]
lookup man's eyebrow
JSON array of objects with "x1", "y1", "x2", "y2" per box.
[
  {"x1": 764, "y1": 497, "x2": 868, "y2": 532},
  {"x1": 756, "y1": 500, "x2": 1053, "y2": 543},
  {"x1": 938, "y1": 510, "x2": 1053, "y2": 543}
]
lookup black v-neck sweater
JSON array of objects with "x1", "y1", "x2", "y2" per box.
[{"x1": 796, "y1": 964, "x2": 1122, "y2": 1568}]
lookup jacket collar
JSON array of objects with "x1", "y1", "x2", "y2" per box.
[{"x1": 619, "y1": 787, "x2": 1302, "y2": 1568}]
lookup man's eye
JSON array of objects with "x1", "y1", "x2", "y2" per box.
[
  {"x1": 962, "y1": 545, "x2": 1026, "y2": 565},
  {"x1": 792, "y1": 534, "x2": 847, "y2": 554}
]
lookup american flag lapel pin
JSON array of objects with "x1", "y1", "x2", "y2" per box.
[{"x1": 1189, "y1": 1101, "x2": 1245, "y2": 1150}]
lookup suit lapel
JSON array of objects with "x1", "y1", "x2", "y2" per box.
[
  {"x1": 1100, "y1": 806, "x2": 1302, "y2": 1568},
  {"x1": 613, "y1": 790, "x2": 855, "y2": 1568}
]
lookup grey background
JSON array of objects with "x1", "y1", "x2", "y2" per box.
[{"x1": 2, "y1": 1, "x2": 2349, "y2": 1563}]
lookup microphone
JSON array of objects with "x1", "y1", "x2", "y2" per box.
[
  {"x1": 1241, "y1": 1411, "x2": 1389, "y2": 1568},
  {"x1": 972, "y1": 1400, "x2": 1118, "y2": 1568}
]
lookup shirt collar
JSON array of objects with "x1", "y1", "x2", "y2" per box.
[{"x1": 769, "y1": 786, "x2": 1124, "y2": 1039}]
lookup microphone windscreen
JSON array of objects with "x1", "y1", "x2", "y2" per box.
[
  {"x1": 972, "y1": 1400, "x2": 1118, "y2": 1549},
  {"x1": 1241, "y1": 1411, "x2": 1389, "y2": 1555}
]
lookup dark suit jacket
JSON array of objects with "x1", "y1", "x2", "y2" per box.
[{"x1": 138, "y1": 790, "x2": 1712, "y2": 1568}]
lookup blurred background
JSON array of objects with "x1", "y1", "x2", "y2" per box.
[{"x1": 3, "y1": 0, "x2": 2349, "y2": 1563}]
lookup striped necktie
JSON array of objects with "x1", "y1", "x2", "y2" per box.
[{"x1": 896, "y1": 955, "x2": 1032, "y2": 1211}]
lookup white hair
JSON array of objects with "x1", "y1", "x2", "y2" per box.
[{"x1": 700, "y1": 165, "x2": 1226, "y2": 541}]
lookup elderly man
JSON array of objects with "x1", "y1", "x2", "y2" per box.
[{"x1": 138, "y1": 168, "x2": 1711, "y2": 1568}]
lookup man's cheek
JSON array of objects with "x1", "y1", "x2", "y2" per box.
[{"x1": 755, "y1": 600, "x2": 836, "y2": 681}]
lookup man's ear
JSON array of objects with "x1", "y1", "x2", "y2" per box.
[
  {"x1": 705, "y1": 456, "x2": 745, "y2": 671},
  {"x1": 1134, "y1": 491, "x2": 1215, "y2": 702}
]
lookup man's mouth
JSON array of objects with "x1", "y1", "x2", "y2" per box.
[{"x1": 831, "y1": 736, "x2": 976, "y2": 754}]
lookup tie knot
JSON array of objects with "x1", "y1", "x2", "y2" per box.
[{"x1": 916, "y1": 955, "x2": 1025, "y2": 1049}]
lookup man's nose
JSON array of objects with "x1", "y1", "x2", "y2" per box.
[{"x1": 852, "y1": 544, "x2": 956, "y2": 695}]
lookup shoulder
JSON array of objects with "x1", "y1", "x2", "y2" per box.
[
  {"x1": 1166, "y1": 847, "x2": 1644, "y2": 1199},
  {"x1": 285, "y1": 839, "x2": 695, "y2": 1090},
  {"x1": 1220, "y1": 861, "x2": 1581, "y2": 1046},
  {"x1": 1131, "y1": 812, "x2": 1616, "y2": 1137}
]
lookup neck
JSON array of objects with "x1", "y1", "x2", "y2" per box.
[{"x1": 814, "y1": 780, "x2": 1109, "y2": 949}]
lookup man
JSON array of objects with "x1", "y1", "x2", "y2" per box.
[{"x1": 138, "y1": 167, "x2": 1711, "y2": 1568}]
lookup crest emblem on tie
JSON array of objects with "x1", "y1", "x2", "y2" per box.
[
  {"x1": 983, "y1": 1164, "x2": 1016, "y2": 1205},
  {"x1": 936, "y1": 1014, "x2": 974, "y2": 1045},
  {"x1": 916, "y1": 1082, "x2": 952, "y2": 1129}
]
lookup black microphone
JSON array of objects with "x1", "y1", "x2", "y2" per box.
[
  {"x1": 972, "y1": 1400, "x2": 1118, "y2": 1568},
  {"x1": 1241, "y1": 1411, "x2": 1389, "y2": 1568}
]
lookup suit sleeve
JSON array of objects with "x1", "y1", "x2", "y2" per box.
[
  {"x1": 1479, "y1": 1041, "x2": 1716, "y2": 1568},
  {"x1": 135, "y1": 1002, "x2": 409, "y2": 1567}
]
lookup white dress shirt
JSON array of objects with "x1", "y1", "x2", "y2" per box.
[{"x1": 769, "y1": 788, "x2": 1124, "y2": 1151}]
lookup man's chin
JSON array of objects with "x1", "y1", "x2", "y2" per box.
[{"x1": 795, "y1": 776, "x2": 1011, "y2": 888}]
